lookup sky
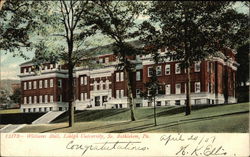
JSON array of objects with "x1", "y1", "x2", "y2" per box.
[{"x1": 0, "y1": 1, "x2": 248, "y2": 80}]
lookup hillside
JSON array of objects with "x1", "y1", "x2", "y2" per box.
[
  {"x1": 0, "y1": 79, "x2": 20, "y2": 94},
  {"x1": 17, "y1": 102, "x2": 249, "y2": 133}
]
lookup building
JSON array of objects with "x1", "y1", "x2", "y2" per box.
[{"x1": 18, "y1": 45, "x2": 238, "y2": 112}]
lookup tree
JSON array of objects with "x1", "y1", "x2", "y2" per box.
[
  {"x1": 88, "y1": 1, "x2": 144, "y2": 121},
  {"x1": 10, "y1": 87, "x2": 21, "y2": 104},
  {"x1": 236, "y1": 42, "x2": 249, "y2": 87},
  {"x1": 141, "y1": 52, "x2": 162, "y2": 126},
  {"x1": 0, "y1": 0, "x2": 39, "y2": 57},
  {"x1": 140, "y1": 1, "x2": 247, "y2": 115},
  {"x1": 1, "y1": 0, "x2": 97, "y2": 127}
]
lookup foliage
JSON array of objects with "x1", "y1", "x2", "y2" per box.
[
  {"x1": 10, "y1": 87, "x2": 21, "y2": 104},
  {"x1": 139, "y1": 1, "x2": 248, "y2": 115},
  {"x1": 87, "y1": 1, "x2": 145, "y2": 121}
]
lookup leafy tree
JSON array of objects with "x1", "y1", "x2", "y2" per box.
[
  {"x1": 10, "y1": 87, "x2": 21, "y2": 104},
  {"x1": 236, "y1": 42, "x2": 249, "y2": 87},
  {"x1": 0, "y1": 0, "x2": 39, "y2": 57},
  {"x1": 140, "y1": 1, "x2": 247, "y2": 115},
  {"x1": 88, "y1": 1, "x2": 144, "y2": 121},
  {"x1": 141, "y1": 52, "x2": 162, "y2": 126},
  {"x1": 1, "y1": 0, "x2": 97, "y2": 127}
]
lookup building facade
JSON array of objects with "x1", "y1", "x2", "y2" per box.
[{"x1": 19, "y1": 47, "x2": 238, "y2": 112}]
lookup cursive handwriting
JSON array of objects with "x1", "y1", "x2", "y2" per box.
[
  {"x1": 160, "y1": 134, "x2": 227, "y2": 156},
  {"x1": 66, "y1": 140, "x2": 149, "y2": 156}
]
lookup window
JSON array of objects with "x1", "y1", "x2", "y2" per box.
[
  {"x1": 33, "y1": 81, "x2": 37, "y2": 89},
  {"x1": 208, "y1": 83, "x2": 210, "y2": 93},
  {"x1": 84, "y1": 93, "x2": 87, "y2": 100},
  {"x1": 84, "y1": 76, "x2": 87, "y2": 85},
  {"x1": 136, "y1": 71, "x2": 141, "y2": 81},
  {"x1": 81, "y1": 93, "x2": 84, "y2": 101},
  {"x1": 102, "y1": 96, "x2": 108, "y2": 105},
  {"x1": 57, "y1": 95, "x2": 62, "y2": 102},
  {"x1": 116, "y1": 72, "x2": 120, "y2": 82},
  {"x1": 45, "y1": 95, "x2": 48, "y2": 103},
  {"x1": 28, "y1": 82, "x2": 32, "y2": 90},
  {"x1": 120, "y1": 72, "x2": 124, "y2": 81},
  {"x1": 175, "y1": 83, "x2": 181, "y2": 94},
  {"x1": 156, "y1": 65, "x2": 162, "y2": 76},
  {"x1": 24, "y1": 82, "x2": 27, "y2": 90},
  {"x1": 39, "y1": 95, "x2": 43, "y2": 103},
  {"x1": 148, "y1": 67, "x2": 153, "y2": 77},
  {"x1": 28, "y1": 96, "x2": 32, "y2": 104},
  {"x1": 195, "y1": 62, "x2": 201, "y2": 72},
  {"x1": 80, "y1": 77, "x2": 84, "y2": 85},
  {"x1": 95, "y1": 96, "x2": 100, "y2": 106},
  {"x1": 175, "y1": 63, "x2": 181, "y2": 74},
  {"x1": 157, "y1": 101, "x2": 161, "y2": 106},
  {"x1": 81, "y1": 93, "x2": 87, "y2": 101},
  {"x1": 39, "y1": 80, "x2": 43, "y2": 89},
  {"x1": 24, "y1": 97, "x2": 27, "y2": 104},
  {"x1": 44, "y1": 80, "x2": 48, "y2": 88},
  {"x1": 50, "y1": 95, "x2": 53, "y2": 103},
  {"x1": 165, "y1": 64, "x2": 171, "y2": 75},
  {"x1": 195, "y1": 82, "x2": 201, "y2": 93},
  {"x1": 50, "y1": 79, "x2": 53, "y2": 87},
  {"x1": 175, "y1": 100, "x2": 181, "y2": 105},
  {"x1": 58, "y1": 79, "x2": 62, "y2": 87},
  {"x1": 136, "y1": 89, "x2": 141, "y2": 98},
  {"x1": 105, "y1": 57, "x2": 109, "y2": 63},
  {"x1": 116, "y1": 90, "x2": 121, "y2": 98},
  {"x1": 34, "y1": 96, "x2": 37, "y2": 104},
  {"x1": 121, "y1": 90, "x2": 124, "y2": 98},
  {"x1": 29, "y1": 67, "x2": 31, "y2": 72},
  {"x1": 165, "y1": 84, "x2": 171, "y2": 95}
]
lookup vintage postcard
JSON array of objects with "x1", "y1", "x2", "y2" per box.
[{"x1": 0, "y1": 1, "x2": 249, "y2": 157}]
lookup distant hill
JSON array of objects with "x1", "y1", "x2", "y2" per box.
[{"x1": 0, "y1": 79, "x2": 20, "y2": 94}]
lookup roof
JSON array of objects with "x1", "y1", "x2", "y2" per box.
[{"x1": 19, "y1": 40, "x2": 143, "y2": 66}]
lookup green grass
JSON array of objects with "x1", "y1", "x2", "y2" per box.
[
  {"x1": 0, "y1": 109, "x2": 21, "y2": 114},
  {"x1": 17, "y1": 102, "x2": 249, "y2": 133}
]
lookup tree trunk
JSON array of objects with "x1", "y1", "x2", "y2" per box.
[
  {"x1": 68, "y1": 64, "x2": 74, "y2": 127},
  {"x1": 153, "y1": 96, "x2": 157, "y2": 126},
  {"x1": 125, "y1": 69, "x2": 136, "y2": 121},
  {"x1": 67, "y1": 35, "x2": 74, "y2": 127},
  {"x1": 185, "y1": 66, "x2": 191, "y2": 115}
]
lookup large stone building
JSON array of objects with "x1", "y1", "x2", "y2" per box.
[{"x1": 18, "y1": 45, "x2": 238, "y2": 112}]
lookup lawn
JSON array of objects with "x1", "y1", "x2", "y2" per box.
[
  {"x1": 17, "y1": 102, "x2": 249, "y2": 133},
  {"x1": 0, "y1": 109, "x2": 20, "y2": 114}
]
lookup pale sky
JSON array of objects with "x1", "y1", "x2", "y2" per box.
[{"x1": 0, "y1": 1, "x2": 248, "y2": 80}]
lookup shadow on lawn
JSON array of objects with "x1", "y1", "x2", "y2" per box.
[
  {"x1": 52, "y1": 109, "x2": 129, "y2": 123},
  {"x1": 140, "y1": 110, "x2": 249, "y2": 133},
  {"x1": 41, "y1": 126, "x2": 69, "y2": 133}
]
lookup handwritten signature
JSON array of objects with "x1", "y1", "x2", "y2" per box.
[
  {"x1": 66, "y1": 140, "x2": 149, "y2": 156},
  {"x1": 160, "y1": 134, "x2": 227, "y2": 156}
]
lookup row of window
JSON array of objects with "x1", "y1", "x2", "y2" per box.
[
  {"x1": 92, "y1": 80, "x2": 110, "y2": 91},
  {"x1": 135, "y1": 82, "x2": 201, "y2": 98},
  {"x1": 23, "y1": 95, "x2": 62, "y2": 104},
  {"x1": 23, "y1": 79, "x2": 62, "y2": 90},
  {"x1": 97, "y1": 57, "x2": 110, "y2": 64},
  {"x1": 148, "y1": 62, "x2": 201, "y2": 77},
  {"x1": 22, "y1": 64, "x2": 59, "y2": 74}
]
